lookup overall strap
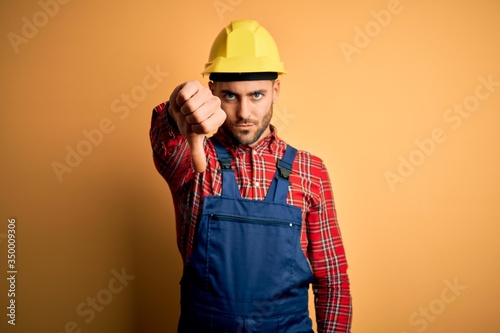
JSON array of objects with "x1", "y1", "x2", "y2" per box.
[
  {"x1": 210, "y1": 137, "x2": 242, "y2": 199},
  {"x1": 265, "y1": 145, "x2": 298, "y2": 204}
]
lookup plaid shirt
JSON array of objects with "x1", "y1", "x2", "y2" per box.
[{"x1": 150, "y1": 101, "x2": 352, "y2": 332}]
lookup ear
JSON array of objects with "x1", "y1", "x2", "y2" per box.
[
  {"x1": 209, "y1": 81, "x2": 215, "y2": 94},
  {"x1": 272, "y1": 79, "x2": 281, "y2": 104}
]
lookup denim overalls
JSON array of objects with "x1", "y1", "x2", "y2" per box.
[{"x1": 178, "y1": 138, "x2": 314, "y2": 333}]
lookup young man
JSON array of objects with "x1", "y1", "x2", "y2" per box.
[{"x1": 150, "y1": 20, "x2": 352, "y2": 332}]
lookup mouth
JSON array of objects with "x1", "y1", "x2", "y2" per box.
[
  {"x1": 234, "y1": 120, "x2": 257, "y2": 126},
  {"x1": 232, "y1": 122, "x2": 256, "y2": 130}
]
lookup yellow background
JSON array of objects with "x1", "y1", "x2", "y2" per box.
[{"x1": 1, "y1": 0, "x2": 500, "y2": 332}]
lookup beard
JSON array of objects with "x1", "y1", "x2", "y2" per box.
[{"x1": 223, "y1": 106, "x2": 273, "y2": 146}]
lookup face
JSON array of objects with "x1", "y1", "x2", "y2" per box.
[{"x1": 209, "y1": 80, "x2": 280, "y2": 147}]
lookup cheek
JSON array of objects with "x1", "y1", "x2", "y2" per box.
[
  {"x1": 219, "y1": 100, "x2": 231, "y2": 111},
  {"x1": 256, "y1": 100, "x2": 273, "y2": 118},
  {"x1": 220, "y1": 103, "x2": 236, "y2": 120}
]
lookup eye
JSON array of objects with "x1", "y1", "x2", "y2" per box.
[
  {"x1": 252, "y1": 92, "x2": 263, "y2": 99},
  {"x1": 224, "y1": 93, "x2": 236, "y2": 100}
]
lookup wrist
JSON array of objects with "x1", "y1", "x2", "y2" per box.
[{"x1": 164, "y1": 102, "x2": 180, "y2": 132}]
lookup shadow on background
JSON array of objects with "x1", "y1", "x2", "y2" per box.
[{"x1": 120, "y1": 185, "x2": 183, "y2": 333}]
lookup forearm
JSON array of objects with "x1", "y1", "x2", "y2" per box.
[
  {"x1": 314, "y1": 269, "x2": 352, "y2": 332},
  {"x1": 311, "y1": 224, "x2": 352, "y2": 332},
  {"x1": 149, "y1": 101, "x2": 194, "y2": 189}
]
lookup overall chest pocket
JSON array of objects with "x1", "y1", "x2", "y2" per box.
[{"x1": 206, "y1": 213, "x2": 300, "y2": 302}]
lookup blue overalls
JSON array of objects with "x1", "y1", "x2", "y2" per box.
[{"x1": 178, "y1": 138, "x2": 314, "y2": 333}]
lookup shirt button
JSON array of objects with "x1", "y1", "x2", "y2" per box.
[
  {"x1": 255, "y1": 182, "x2": 260, "y2": 188},
  {"x1": 252, "y1": 150, "x2": 258, "y2": 155}
]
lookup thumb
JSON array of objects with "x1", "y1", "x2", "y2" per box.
[{"x1": 187, "y1": 135, "x2": 206, "y2": 173}]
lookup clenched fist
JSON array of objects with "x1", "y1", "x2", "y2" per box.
[{"x1": 168, "y1": 81, "x2": 227, "y2": 172}]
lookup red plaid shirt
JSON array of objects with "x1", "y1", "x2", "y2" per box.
[{"x1": 150, "y1": 101, "x2": 352, "y2": 332}]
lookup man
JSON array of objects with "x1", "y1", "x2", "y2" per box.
[{"x1": 150, "y1": 19, "x2": 352, "y2": 332}]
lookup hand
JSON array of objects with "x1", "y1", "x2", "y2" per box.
[{"x1": 168, "y1": 81, "x2": 226, "y2": 172}]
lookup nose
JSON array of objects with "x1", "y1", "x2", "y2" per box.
[{"x1": 236, "y1": 97, "x2": 251, "y2": 120}]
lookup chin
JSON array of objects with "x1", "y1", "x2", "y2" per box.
[{"x1": 233, "y1": 133, "x2": 257, "y2": 146}]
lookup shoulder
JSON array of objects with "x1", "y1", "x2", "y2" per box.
[
  {"x1": 283, "y1": 140, "x2": 325, "y2": 171},
  {"x1": 274, "y1": 136, "x2": 325, "y2": 169},
  {"x1": 281, "y1": 141, "x2": 329, "y2": 183},
  {"x1": 294, "y1": 149, "x2": 324, "y2": 168}
]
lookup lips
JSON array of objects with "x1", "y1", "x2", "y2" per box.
[{"x1": 233, "y1": 121, "x2": 257, "y2": 128}]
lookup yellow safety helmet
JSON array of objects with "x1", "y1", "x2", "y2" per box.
[{"x1": 203, "y1": 20, "x2": 286, "y2": 80}]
